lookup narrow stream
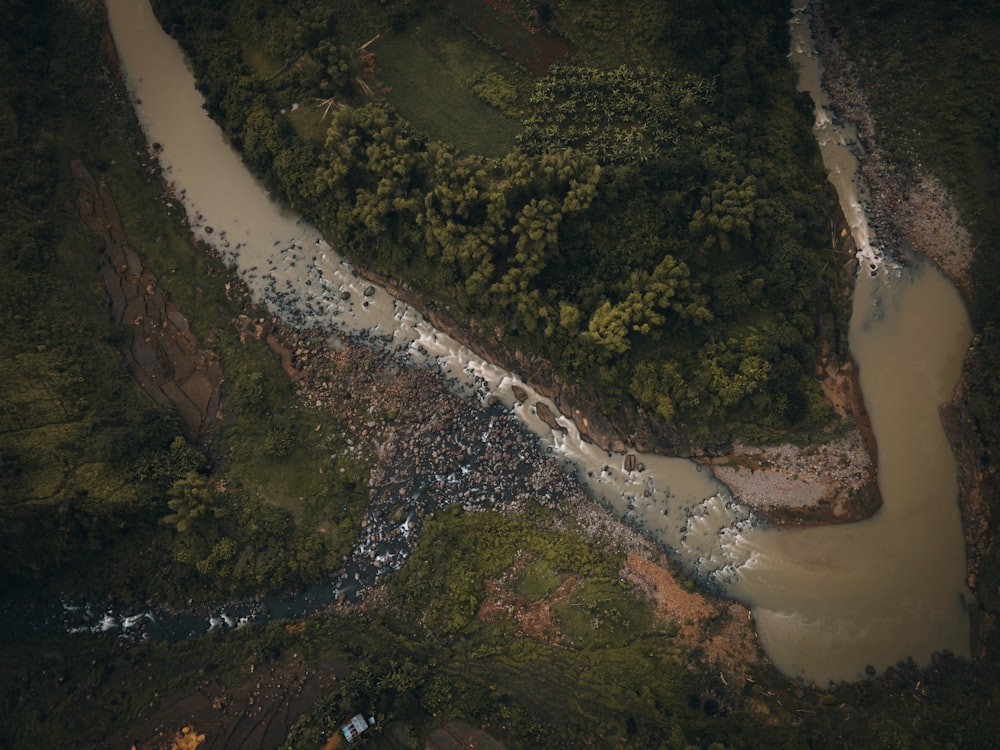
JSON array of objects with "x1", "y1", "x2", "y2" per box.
[{"x1": 61, "y1": 0, "x2": 974, "y2": 685}]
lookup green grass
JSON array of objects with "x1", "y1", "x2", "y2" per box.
[
  {"x1": 374, "y1": 23, "x2": 522, "y2": 156},
  {"x1": 286, "y1": 99, "x2": 331, "y2": 142},
  {"x1": 551, "y1": 578, "x2": 654, "y2": 650},
  {"x1": 515, "y1": 559, "x2": 562, "y2": 603}
]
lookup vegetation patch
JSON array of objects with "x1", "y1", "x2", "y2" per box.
[
  {"x1": 515, "y1": 558, "x2": 562, "y2": 603},
  {"x1": 377, "y1": 9, "x2": 530, "y2": 151}
]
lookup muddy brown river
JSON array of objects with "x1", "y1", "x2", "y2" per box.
[{"x1": 103, "y1": 0, "x2": 973, "y2": 684}]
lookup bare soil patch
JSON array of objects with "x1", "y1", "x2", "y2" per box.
[
  {"x1": 106, "y1": 657, "x2": 343, "y2": 750},
  {"x1": 425, "y1": 719, "x2": 506, "y2": 749},
  {"x1": 438, "y1": 0, "x2": 574, "y2": 75},
  {"x1": 476, "y1": 552, "x2": 579, "y2": 645},
  {"x1": 622, "y1": 553, "x2": 761, "y2": 682}
]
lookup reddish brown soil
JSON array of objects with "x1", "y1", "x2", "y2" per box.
[
  {"x1": 622, "y1": 553, "x2": 762, "y2": 681},
  {"x1": 476, "y1": 552, "x2": 576, "y2": 644},
  {"x1": 438, "y1": 0, "x2": 574, "y2": 75},
  {"x1": 476, "y1": 549, "x2": 762, "y2": 683}
]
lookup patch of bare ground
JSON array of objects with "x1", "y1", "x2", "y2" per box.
[
  {"x1": 106, "y1": 655, "x2": 344, "y2": 750},
  {"x1": 622, "y1": 552, "x2": 762, "y2": 682},
  {"x1": 476, "y1": 551, "x2": 579, "y2": 644},
  {"x1": 437, "y1": 0, "x2": 574, "y2": 75},
  {"x1": 425, "y1": 719, "x2": 506, "y2": 750}
]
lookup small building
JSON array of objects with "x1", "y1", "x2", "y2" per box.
[{"x1": 340, "y1": 713, "x2": 375, "y2": 743}]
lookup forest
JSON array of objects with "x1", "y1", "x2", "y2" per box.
[
  {"x1": 151, "y1": 0, "x2": 847, "y2": 446},
  {"x1": 1, "y1": 0, "x2": 999, "y2": 747}
]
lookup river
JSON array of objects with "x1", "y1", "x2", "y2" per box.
[{"x1": 93, "y1": 0, "x2": 972, "y2": 685}]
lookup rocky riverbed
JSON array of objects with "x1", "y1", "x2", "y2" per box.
[
  {"x1": 704, "y1": 431, "x2": 876, "y2": 525},
  {"x1": 261, "y1": 320, "x2": 671, "y2": 600}
]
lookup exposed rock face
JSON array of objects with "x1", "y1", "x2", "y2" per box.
[{"x1": 72, "y1": 159, "x2": 223, "y2": 442}]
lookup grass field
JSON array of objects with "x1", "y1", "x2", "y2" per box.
[{"x1": 373, "y1": 17, "x2": 523, "y2": 156}]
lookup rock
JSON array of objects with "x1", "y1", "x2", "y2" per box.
[
  {"x1": 535, "y1": 402, "x2": 563, "y2": 432},
  {"x1": 624, "y1": 454, "x2": 637, "y2": 472},
  {"x1": 511, "y1": 385, "x2": 528, "y2": 403}
]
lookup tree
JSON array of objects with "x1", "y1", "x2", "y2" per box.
[
  {"x1": 629, "y1": 360, "x2": 687, "y2": 422},
  {"x1": 689, "y1": 175, "x2": 757, "y2": 252},
  {"x1": 581, "y1": 254, "x2": 709, "y2": 356},
  {"x1": 243, "y1": 106, "x2": 282, "y2": 173},
  {"x1": 162, "y1": 472, "x2": 226, "y2": 534}
]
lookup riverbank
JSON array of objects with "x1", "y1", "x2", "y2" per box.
[
  {"x1": 352, "y1": 230, "x2": 881, "y2": 529},
  {"x1": 811, "y1": 2, "x2": 976, "y2": 305},
  {"x1": 812, "y1": 0, "x2": 998, "y2": 638}
]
